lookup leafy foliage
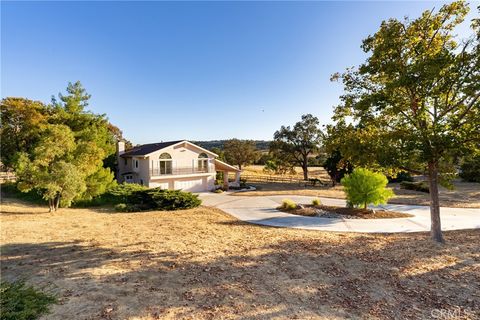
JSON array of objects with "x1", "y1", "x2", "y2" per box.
[
  {"x1": 0, "y1": 280, "x2": 56, "y2": 320},
  {"x1": 281, "y1": 199, "x2": 297, "y2": 210},
  {"x1": 118, "y1": 188, "x2": 202, "y2": 211},
  {"x1": 271, "y1": 114, "x2": 323, "y2": 180},
  {"x1": 388, "y1": 171, "x2": 414, "y2": 183},
  {"x1": 10, "y1": 82, "x2": 121, "y2": 210},
  {"x1": 328, "y1": 2, "x2": 479, "y2": 242},
  {"x1": 224, "y1": 139, "x2": 259, "y2": 170},
  {"x1": 341, "y1": 168, "x2": 394, "y2": 209},
  {"x1": 400, "y1": 181, "x2": 430, "y2": 193},
  {"x1": 0, "y1": 98, "x2": 49, "y2": 169},
  {"x1": 312, "y1": 198, "x2": 321, "y2": 206},
  {"x1": 459, "y1": 154, "x2": 480, "y2": 182},
  {"x1": 323, "y1": 150, "x2": 353, "y2": 186}
]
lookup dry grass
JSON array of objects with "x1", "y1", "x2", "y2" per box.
[
  {"x1": 241, "y1": 165, "x2": 330, "y2": 180},
  {"x1": 236, "y1": 181, "x2": 480, "y2": 208},
  {"x1": 1, "y1": 197, "x2": 479, "y2": 319}
]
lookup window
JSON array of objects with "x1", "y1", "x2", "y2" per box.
[
  {"x1": 135, "y1": 160, "x2": 139, "y2": 168},
  {"x1": 159, "y1": 153, "x2": 172, "y2": 174},
  {"x1": 140, "y1": 179, "x2": 144, "y2": 185},
  {"x1": 198, "y1": 153, "x2": 208, "y2": 172},
  {"x1": 124, "y1": 158, "x2": 128, "y2": 166}
]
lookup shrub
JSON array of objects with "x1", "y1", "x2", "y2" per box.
[
  {"x1": 388, "y1": 171, "x2": 414, "y2": 183},
  {"x1": 147, "y1": 189, "x2": 202, "y2": 210},
  {"x1": 459, "y1": 155, "x2": 480, "y2": 182},
  {"x1": 112, "y1": 188, "x2": 201, "y2": 211},
  {"x1": 0, "y1": 280, "x2": 56, "y2": 320},
  {"x1": 312, "y1": 198, "x2": 321, "y2": 206},
  {"x1": 1, "y1": 182, "x2": 45, "y2": 204},
  {"x1": 400, "y1": 181, "x2": 430, "y2": 193},
  {"x1": 341, "y1": 168, "x2": 394, "y2": 209},
  {"x1": 213, "y1": 189, "x2": 223, "y2": 193},
  {"x1": 281, "y1": 199, "x2": 297, "y2": 210},
  {"x1": 114, "y1": 203, "x2": 128, "y2": 212}
]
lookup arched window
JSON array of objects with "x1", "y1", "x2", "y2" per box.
[
  {"x1": 198, "y1": 153, "x2": 208, "y2": 172},
  {"x1": 159, "y1": 153, "x2": 172, "y2": 174}
]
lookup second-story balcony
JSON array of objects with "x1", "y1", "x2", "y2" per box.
[{"x1": 150, "y1": 166, "x2": 210, "y2": 177}]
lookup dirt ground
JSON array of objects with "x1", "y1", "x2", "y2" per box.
[
  {"x1": 236, "y1": 181, "x2": 480, "y2": 208},
  {"x1": 1, "y1": 197, "x2": 479, "y2": 320}
]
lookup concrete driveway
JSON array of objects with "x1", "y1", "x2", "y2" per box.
[{"x1": 199, "y1": 193, "x2": 480, "y2": 233}]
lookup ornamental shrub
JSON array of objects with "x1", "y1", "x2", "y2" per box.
[
  {"x1": 114, "y1": 188, "x2": 202, "y2": 211},
  {"x1": 459, "y1": 155, "x2": 480, "y2": 182},
  {"x1": 0, "y1": 280, "x2": 56, "y2": 320},
  {"x1": 400, "y1": 181, "x2": 430, "y2": 193},
  {"x1": 341, "y1": 168, "x2": 394, "y2": 209},
  {"x1": 281, "y1": 199, "x2": 297, "y2": 210},
  {"x1": 311, "y1": 198, "x2": 321, "y2": 206}
]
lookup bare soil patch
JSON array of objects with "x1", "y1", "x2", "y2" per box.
[
  {"x1": 278, "y1": 204, "x2": 414, "y2": 219},
  {"x1": 1, "y1": 197, "x2": 479, "y2": 319}
]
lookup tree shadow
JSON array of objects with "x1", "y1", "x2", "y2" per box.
[{"x1": 2, "y1": 230, "x2": 478, "y2": 319}]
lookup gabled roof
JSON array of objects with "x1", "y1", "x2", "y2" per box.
[
  {"x1": 120, "y1": 140, "x2": 218, "y2": 158},
  {"x1": 120, "y1": 140, "x2": 184, "y2": 157}
]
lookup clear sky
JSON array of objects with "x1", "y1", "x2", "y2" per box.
[{"x1": 2, "y1": 1, "x2": 478, "y2": 144}]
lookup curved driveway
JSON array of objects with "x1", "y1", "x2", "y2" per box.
[{"x1": 199, "y1": 193, "x2": 480, "y2": 233}]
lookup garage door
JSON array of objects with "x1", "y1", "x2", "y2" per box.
[{"x1": 174, "y1": 178, "x2": 205, "y2": 192}]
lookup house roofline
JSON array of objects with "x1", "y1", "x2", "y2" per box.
[{"x1": 121, "y1": 140, "x2": 218, "y2": 158}]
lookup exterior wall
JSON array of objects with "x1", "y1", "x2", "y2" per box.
[
  {"x1": 118, "y1": 142, "x2": 218, "y2": 191},
  {"x1": 148, "y1": 142, "x2": 216, "y2": 173}
]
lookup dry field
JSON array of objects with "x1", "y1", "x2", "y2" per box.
[{"x1": 1, "y1": 197, "x2": 479, "y2": 320}]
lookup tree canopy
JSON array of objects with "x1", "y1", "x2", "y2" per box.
[
  {"x1": 224, "y1": 139, "x2": 259, "y2": 170},
  {"x1": 271, "y1": 114, "x2": 323, "y2": 180},
  {"x1": 6, "y1": 81, "x2": 122, "y2": 210},
  {"x1": 328, "y1": 1, "x2": 479, "y2": 242}
]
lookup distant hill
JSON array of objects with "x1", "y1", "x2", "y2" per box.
[{"x1": 193, "y1": 140, "x2": 271, "y2": 151}]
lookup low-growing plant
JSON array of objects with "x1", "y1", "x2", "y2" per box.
[
  {"x1": 312, "y1": 198, "x2": 321, "y2": 206},
  {"x1": 388, "y1": 171, "x2": 414, "y2": 183},
  {"x1": 341, "y1": 168, "x2": 394, "y2": 209},
  {"x1": 400, "y1": 181, "x2": 430, "y2": 193},
  {"x1": 213, "y1": 189, "x2": 223, "y2": 193},
  {"x1": 0, "y1": 280, "x2": 56, "y2": 320},
  {"x1": 459, "y1": 155, "x2": 480, "y2": 183},
  {"x1": 281, "y1": 199, "x2": 297, "y2": 210},
  {"x1": 114, "y1": 203, "x2": 128, "y2": 212}
]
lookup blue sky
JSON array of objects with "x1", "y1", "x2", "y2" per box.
[{"x1": 2, "y1": 1, "x2": 478, "y2": 144}]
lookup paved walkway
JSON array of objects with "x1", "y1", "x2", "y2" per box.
[{"x1": 199, "y1": 193, "x2": 480, "y2": 233}]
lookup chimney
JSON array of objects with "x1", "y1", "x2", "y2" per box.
[{"x1": 117, "y1": 141, "x2": 125, "y2": 156}]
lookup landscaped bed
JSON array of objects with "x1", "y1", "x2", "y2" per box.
[{"x1": 278, "y1": 204, "x2": 414, "y2": 219}]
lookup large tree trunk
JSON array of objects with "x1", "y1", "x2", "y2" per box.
[
  {"x1": 54, "y1": 194, "x2": 61, "y2": 211},
  {"x1": 428, "y1": 161, "x2": 444, "y2": 243},
  {"x1": 302, "y1": 160, "x2": 308, "y2": 180},
  {"x1": 48, "y1": 199, "x2": 54, "y2": 212}
]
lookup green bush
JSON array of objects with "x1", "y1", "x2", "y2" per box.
[
  {"x1": 147, "y1": 189, "x2": 202, "y2": 210},
  {"x1": 281, "y1": 199, "x2": 297, "y2": 210},
  {"x1": 388, "y1": 171, "x2": 414, "y2": 183},
  {"x1": 341, "y1": 168, "x2": 394, "y2": 209},
  {"x1": 400, "y1": 181, "x2": 430, "y2": 193},
  {"x1": 74, "y1": 183, "x2": 149, "y2": 207},
  {"x1": 312, "y1": 198, "x2": 321, "y2": 206},
  {"x1": 0, "y1": 280, "x2": 56, "y2": 320},
  {"x1": 459, "y1": 155, "x2": 480, "y2": 182},
  {"x1": 114, "y1": 203, "x2": 128, "y2": 212},
  {"x1": 0, "y1": 182, "x2": 45, "y2": 204}
]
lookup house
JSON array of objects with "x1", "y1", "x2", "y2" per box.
[{"x1": 116, "y1": 140, "x2": 241, "y2": 192}]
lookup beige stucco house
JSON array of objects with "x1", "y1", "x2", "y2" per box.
[{"x1": 116, "y1": 140, "x2": 241, "y2": 192}]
